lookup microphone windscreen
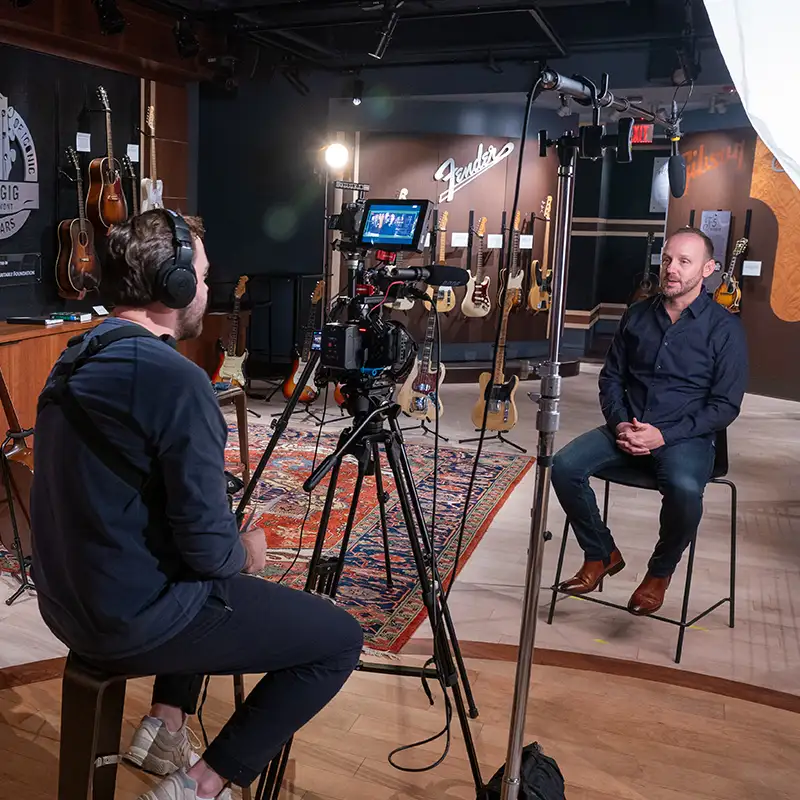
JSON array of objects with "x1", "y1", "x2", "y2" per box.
[
  {"x1": 668, "y1": 153, "x2": 687, "y2": 199},
  {"x1": 427, "y1": 265, "x2": 470, "y2": 286}
]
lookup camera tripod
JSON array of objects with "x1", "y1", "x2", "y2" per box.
[{"x1": 249, "y1": 385, "x2": 484, "y2": 799}]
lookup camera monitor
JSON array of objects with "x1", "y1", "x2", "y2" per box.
[{"x1": 357, "y1": 199, "x2": 432, "y2": 253}]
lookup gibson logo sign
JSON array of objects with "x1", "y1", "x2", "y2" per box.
[
  {"x1": 0, "y1": 92, "x2": 39, "y2": 240},
  {"x1": 434, "y1": 141, "x2": 515, "y2": 203}
]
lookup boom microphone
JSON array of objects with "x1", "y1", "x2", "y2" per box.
[
  {"x1": 383, "y1": 264, "x2": 470, "y2": 286},
  {"x1": 668, "y1": 137, "x2": 687, "y2": 198}
]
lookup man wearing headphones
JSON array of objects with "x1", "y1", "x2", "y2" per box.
[{"x1": 31, "y1": 209, "x2": 364, "y2": 800}]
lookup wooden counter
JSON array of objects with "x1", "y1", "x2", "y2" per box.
[{"x1": 0, "y1": 320, "x2": 102, "y2": 432}]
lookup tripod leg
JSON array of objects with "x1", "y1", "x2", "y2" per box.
[
  {"x1": 371, "y1": 441, "x2": 394, "y2": 589},
  {"x1": 330, "y1": 457, "x2": 368, "y2": 596},
  {"x1": 304, "y1": 458, "x2": 342, "y2": 593}
]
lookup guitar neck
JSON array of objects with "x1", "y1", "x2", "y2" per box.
[
  {"x1": 227, "y1": 299, "x2": 241, "y2": 356},
  {"x1": 300, "y1": 304, "x2": 317, "y2": 360},
  {"x1": 510, "y1": 229, "x2": 521, "y2": 276},
  {"x1": 437, "y1": 230, "x2": 446, "y2": 264},
  {"x1": 105, "y1": 111, "x2": 114, "y2": 166},
  {"x1": 75, "y1": 169, "x2": 87, "y2": 233},
  {"x1": 492, "y1": 302, "x2": 512, "y2": 384},
  {"x1": 150, "y1": 134, "x2": 157, "y2": 181},
  {"x1": 475, "y1": 241, "x2": 485, "y2": 281},
  {"x1": 419, "y1": 306, "x2": 437, "y2": 376},
  {"x1": 131, "y1": 174, "x2": 139, "y2": 214},
  {"x1": 541, "y1": 220, "x2": 551, "y2": 274}
]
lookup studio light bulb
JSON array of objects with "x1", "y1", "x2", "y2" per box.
[{"x1": 324, "y1": 142, "x2": 349, "y2": 170}]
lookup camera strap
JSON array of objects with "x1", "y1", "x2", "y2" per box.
[{"x1": 38, "y1": 324, "x2": 175, "y2": 496}]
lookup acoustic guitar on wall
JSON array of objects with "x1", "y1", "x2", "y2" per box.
[
  {"x1": 630, "y1": 232, "x2": 658, "y2": 304},
  {"x1": 212, "y1": 276, "x2": 250, "y2": 387},
  {"x1": 424, "y1": 211, "x2": 456, "y2": 313},
  {"x1": 527, "y1": 196, "x2": 552, "y2": 312},
  {"x1": 56, "y1": 146, "x2": 100, "y2": 300},
  {"x1": 471, "y1": 288, "x2": 520, "y2": 431},
  {"x1": 713, "y1": 237, "x2": 748, "y2": 314},
  {"x1": 397, "y1": 291, "x2": 446, "y2": 421},
  {"x1": 140, "y1": 106, "x2": 164, "y2": 213},
  {"x1": 283, "y1": 280, "x2": 325, "y2": 403},
  {"x1": 461, "y1": 216, "x2": 490, "y2": 318}
]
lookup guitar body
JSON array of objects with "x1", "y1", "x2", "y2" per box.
[
  {"x1": 631, "y1": 278, "x2": 658, "y2": 304},
  {"x1": 334, "y1": 383, "x2": 346, "y2": 407},
  {"x1": 212, "y1": 342, "x2": 249, "y2": 387},
  {"x1": 502, "y1": 269, "x2": 525, "y2": 308},
  {"x1": 140, "y1": 177, "x2": 164, "y2": 212},
  {"x1": 283, "y1": 357, "x2": 319, "y2": 403},
  {"x1": 56, "y1": 218, "x2": 99, "y2": 299},
  {"x1": 471, "y1": 372, "x2": 519, "y2": 431},
  {"x1": 0, "y1": 436, "x2": 33, "y2": 559},
  {"x1": 526, "y1": 260, "x2": 543, "y2": 312},
  {"x1": 713, "y1": 278, "x2": 742, "y2": 313},
  {"x1": 426, "y1": 284, "x2": 456, "y2": 313},
  {"x1": 397, "y1": 362, "x2": 446, "y2": 421},
  {"x1": 87, "y1": 157, "x2": 128, "y2": 230},
  {"x1": 462, "y1": 274, "x2": 492, "y2": 318}
]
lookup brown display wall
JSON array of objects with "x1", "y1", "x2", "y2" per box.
[
  {"x1": 667, "y1": 128, "x2": 800, "y2": 401},
  {"x1": 356, "y1": 132, "x2": 559, "y2": 349}
]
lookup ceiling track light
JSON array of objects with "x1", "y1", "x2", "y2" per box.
[
  {"x1": 369, "y1": 1, "x2": 401, "y2": 60},
  {"x1": 92, "y1": 0, "x2": 126, "y2": 36},
  {"x1": 352, "y1": 78, "x2": 364, "y2": 106},
  {"x1": 174, "y1": 15, "x2": 200, "y2": 59}
]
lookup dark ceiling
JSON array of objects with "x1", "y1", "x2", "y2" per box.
[{"x1": 131, "y1": 0, "x2": 714, "y2": 73}]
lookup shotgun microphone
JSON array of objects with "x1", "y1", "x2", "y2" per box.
[
  {"x1": 668, "y1": 137, "x2": 687, "y2": 198},
  {"x1": 381, "y1": 264, "x2": 470, "y2": 286}
]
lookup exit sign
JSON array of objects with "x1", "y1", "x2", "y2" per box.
[{"x1": 632, "y1": 123, "x2": 654, "y2": 144}]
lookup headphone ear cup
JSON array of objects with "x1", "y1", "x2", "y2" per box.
[{"x1": 158, "y1": 263, "x2": 197, "y2": 309}]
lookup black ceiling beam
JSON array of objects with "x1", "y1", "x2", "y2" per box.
[{"x1": 527, "y1": 6, "x2": 567, "y2": 57}]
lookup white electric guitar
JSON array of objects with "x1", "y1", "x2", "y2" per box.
[
  {"x1": 425, "y1": 210, "x2": 456, "y2": 313},
  {"x1": 461, "y1": 216, "x2": 491, "y2": 318},
  {"x1": 212, "y1": 276, "x2": 249, "y2": 387},
  {"x1": 385, "y1": 188, "x2": 415, "y2": 313},
  {"x1": 500, "y1": 211, "x2": 524, "y2": 307},
  {"x1": 140, "y1": 106, "x2": 164, "y2": 212}
]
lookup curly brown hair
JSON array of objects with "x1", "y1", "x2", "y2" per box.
[{"x1": 102, "y1": 210, "x2": 205, "y2": 307}]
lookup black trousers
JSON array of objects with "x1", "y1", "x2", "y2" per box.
[{"x1": 95, "y1": 574, "x2": 363, "y2": 787}]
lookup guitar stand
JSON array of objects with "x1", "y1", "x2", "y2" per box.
[
  {"x1": 271, "y1": 404, "x2": 324, "y2": 425},
  {"x1": 401, "y1": 418, "x2": 450, "y2": 442},
  {"x1": 459, "y1": 430, "x2": 527, "y2": 454},
  {"x1": 317, "y1": 407, "x2": 348, "y2": 428},
  {"x1": 1, "y1": 432, "x2": 35, "y2": 606}
]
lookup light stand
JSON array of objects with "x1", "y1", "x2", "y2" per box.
[{"x1": 493, "y1": 69, "x2": 684, "y2": 800}]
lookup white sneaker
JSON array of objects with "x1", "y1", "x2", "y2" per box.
[
  {"x1": 126, "y1": 716, "x2": 198, "y2": 776},
  {"x1": 134, "y1": 770, "x2": 232, "y2": 800}
]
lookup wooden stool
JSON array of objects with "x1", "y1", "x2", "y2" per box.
[
  {"x1": 58, "y1": 653, "x2": 252, "y2": 800},
  {"x1": 216, "y1": 386, "x2": 250, "y2": 485}
]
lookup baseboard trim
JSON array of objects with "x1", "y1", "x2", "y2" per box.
[{"x1": 0, "y1": 657, "x2": 66, "y2": 691}]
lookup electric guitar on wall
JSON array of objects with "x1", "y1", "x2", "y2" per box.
[
  {"x1": 86, "y1": 86, "x2": 128, "y2": 232},
  {"x1": 500, "y1": 210, "x2": 523, "y2": 307},
  {"x1": 630, "y1": 232, "x2": 658, "y2": 304},
  {"x1": 397, "y1": 293, "x2": 446, "y2": 421},
  {"x1": 385, "y1": 188, "x2": 415, "y2": 313},
  {"x1": 140, "y1": 106, "x2": 164, "y2": 213},
  {"x1": 713, "y1": 237, "x2": 748, "y2": 313},
  {"x1": 461, "y1": 216, "x2": 491, "y2": 317},
  {"x1": 283, "y1": 280, "x2": 325, "y2": 403},
  {"x1": 527, "y1": 196, "x2": 553, "y2": 312},
  {"x1": 56, "y1": 147, "x2": 100, "y2": 300},
  {"x1": 121, "y1": 154, "x2": 139, "y2": 216},
  {"x1": 425, "y1": 211, "x2": 456, "y2": 313},
  {"x1": 212, "y1": 276, "x2": 250, "y2": 387},
  {"x1": 471, "y1": 288, "x2": 520, "y2": 431}
]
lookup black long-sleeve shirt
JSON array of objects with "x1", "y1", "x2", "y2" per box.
[
  {"x1": 598, "y1": 292, "x2": 748, "y2": 446},
  {"x1": 31, "y1": 318, "x2": 245, "y2": 660}
]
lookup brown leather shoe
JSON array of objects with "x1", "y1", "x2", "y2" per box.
[
  {"x1": 628, "y1": 573, "x2": 671, "y2": 616},
  {"x1": 558, "y1": 549, "x2": 625, "y2": 594}
]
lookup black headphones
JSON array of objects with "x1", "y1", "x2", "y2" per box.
[{"x1": 155, "y1": 209, "x2": 197, "y2": 309}]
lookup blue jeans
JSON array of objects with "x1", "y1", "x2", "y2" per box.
[{"x1": 551, "y1": 425, "x2": 715, "y2": 578}]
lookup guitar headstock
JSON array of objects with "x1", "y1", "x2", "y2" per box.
[
  {"x1": 513, "y1": 210, "x2": 521, "y2": 232},
  {"x1": 310, "y1": 279, "x2": 325, "y2": 305},
  {"x1": 541, "y1": 195, "x2": 553, "y2": 222},
  {"x1": 438, "y1": 210, "x2": 449, "y2": 232},
  {"x1": 97, "y1": 86, "x2": 111, "y2": 113},
  {"x1": 146, "y1": 106, "x2": 156, "y2": 136},
  {"x1": 476, "y1": 217, "x2": 487, "y2": 238},
  {"x1": 234, "y1": 275, "x2": 249, "y2": 300},
  {"x1": 732, "y1": 237, "x2": 749, "y2": 258},
  {"x1": 66, "y1": 146, "x2": 80, "y2": 174},
  {"x1": 121, "y1": 155, "x2": 136, "y2": 179}
]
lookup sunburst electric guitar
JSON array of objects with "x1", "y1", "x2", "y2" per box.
[
  {"x1": 283, "y1": 280, "x2": 325, "y2": 403},
  {"x1": 397, "y1": 293, "x2": 446, "y2": 421},
  {"x1": 527, "y1": 196, "x2": 553, "y2": 312},
  {"x1": 461, "y1": 216, "x2": 490, "y2": 317},
  {"x1": 424, "y1": 211, "x2": 456, "y2": 313},
  {"x1": 500, "y1": 210, "x2": 523, "y2": 308},
  {"x1": 140, "y1": 106, "x2": 164, "y2": 213},
  {"x1": 212, "y1": 276, "x2": 250, "y2": 387},
  {"x1": 471, "y1": 288, "x2": 520, "y2": 431},
  {"x1": 713, "y1": 237, "x2": 748, "y2": 314}
]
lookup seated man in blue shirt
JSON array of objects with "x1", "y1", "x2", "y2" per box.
[
  {"x1": 32, "y1": 210, "x2": 363, "y2": 800},
  {"x1": 551, "y1": 227, "x2": 747, "y2": 616}
]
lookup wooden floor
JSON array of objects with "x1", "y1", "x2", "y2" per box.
[{"x1": 1, "y1": 656, "x2": 799, "y2": 800}]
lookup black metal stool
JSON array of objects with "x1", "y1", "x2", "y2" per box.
[
  {"x1": 58, "y1": 653, "x2": 251, "y2": 800},
  {"x1": 547, "y1": 429, "x2": 737, "y2": 663}
]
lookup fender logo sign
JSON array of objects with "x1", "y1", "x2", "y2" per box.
[{"x1": 434, "y1": 141, "x2": 515, "y2": 203}]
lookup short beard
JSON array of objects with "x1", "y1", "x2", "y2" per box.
[
  {"x1": 176, "y1": 303, "x2": 204, "y2": 341},
  {"x1": 660, "y1": 271, "x2": 704, "y2": 300}
]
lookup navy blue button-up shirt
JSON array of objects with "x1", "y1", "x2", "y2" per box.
[{"x1": 598, "y1": 292, "x2": 748, "y2": 446}]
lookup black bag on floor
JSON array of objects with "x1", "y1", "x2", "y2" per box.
[{"x1": 481, "y1": 742, "x2": 566, "y2": 800}]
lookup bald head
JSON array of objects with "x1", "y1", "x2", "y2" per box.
[{"x1": 660, "y1": 227, "x2": 716, "y2": 302}]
